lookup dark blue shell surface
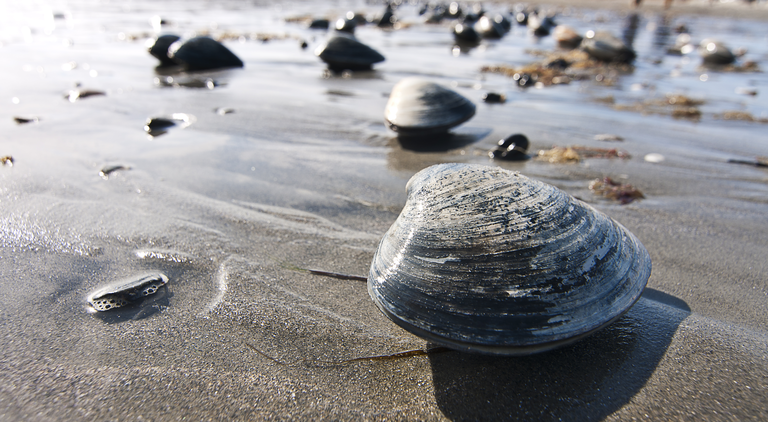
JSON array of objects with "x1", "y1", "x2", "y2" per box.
[{"x1": 368, "y1": 163, "x2": 651, "y2": 355}]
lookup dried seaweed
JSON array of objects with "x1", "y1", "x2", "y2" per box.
[
  {"x1": 481, "y1": 49, "x2": 634, "y2": 87},
  {"x1": 589, "y1": 177, "x2": 644, "y2": 204},
  {"x1": 714, "y1": 111, "x2": 768, "y2": 123},
  {"x1": 613, "y1": 93, "x2": 704, "y2": 121},
  {"x1": 537, "y1": 146, "x2": 631, "y2": 163}
]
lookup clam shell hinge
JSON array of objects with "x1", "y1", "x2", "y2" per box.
[{"x1": 368, "y1": 163, "x2": 651, "y2": 355}]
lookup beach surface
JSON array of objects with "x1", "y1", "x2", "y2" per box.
[{"x1": 1, "y1": 0, "x2": 767, "y2": 421}]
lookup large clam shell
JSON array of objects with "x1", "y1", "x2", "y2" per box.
[
  {"x1": 368, "y1": 164, "x2": 651, "y2": 355},
  {"x1": 384, "y1": 77, "x2": 476, "y2": 136}
]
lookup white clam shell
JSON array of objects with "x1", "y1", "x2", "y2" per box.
[
  {"x1": 87, "y1": 272, "x2": 169, "y2": 311},
  {"x1": 368, "y1": 164, "x2": 651, "y2": 355},
  {"x1": 384, "y1": 77, "x2": 476, "y2": 136}
]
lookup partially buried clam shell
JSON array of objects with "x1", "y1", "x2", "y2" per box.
[
  {"x1": 384, "y1": 77, "x2": 476, "y2": 136},
  {"x1": 88, "y1": 272, "x2": 169, "y2": 311},
  {"x1": 314, "y1": 34, "x2": 385, "y2": 72},
  {"x1": 368, "y1": 164, "x2": 651, "y2": 355}
]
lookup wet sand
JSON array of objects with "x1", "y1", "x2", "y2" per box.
[{"x1": 1, "y1": 0, "x2": 767, "y2": 421}]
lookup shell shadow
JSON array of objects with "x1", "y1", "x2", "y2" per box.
[
  {"x1": 322, "y1": 69, "x2": 384, "y2": 80},
  {"x1": 428, "y1": 293, "x2": 690, "y2": 421},
  {"x1": 91, "y1": 286, "x2": 172, "y2": 324},
  {"x1": 394, "y1": 127, "x2": 491, "y2": 152}
]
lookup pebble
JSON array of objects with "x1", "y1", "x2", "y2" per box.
[{"x1": 644, "y1": 153, "x2": 665, "y2": 163}]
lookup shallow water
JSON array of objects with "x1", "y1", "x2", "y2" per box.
[{"x1": 1, "y1": 0, "x2": 767, "y2": 421}]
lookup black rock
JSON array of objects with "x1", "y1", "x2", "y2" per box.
[
  {"x1": 489, "y1": 134, "x2": 530, "y2": 161},
  {"x1": 514, "y1": 73, "x2": 535, "y2": 87},
  {"x1": 482, "y1": 92, "x2": 505, "y2": 103}
]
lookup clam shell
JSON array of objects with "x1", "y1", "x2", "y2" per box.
[
  {"x1": 88, "y1": 272, "x2": 169, "y2": 311},
  {"x1": 553, "y1": 26, "x2": 583, "y2": 49},
  {"x1": 474, "y1": 16, "x2": 505, "y2": 39},
  {"x1": 314, "y1": 35, "x2": 385, "y2": 71},
  {"x1": 699, "y1": 39, "x2": 735, "y2": 65},
  {"x1": 168, "y1": 36, "x2": 244, "y2": 71},
  {"x1": 148, "y1": 34, "x2": 182, "y2": 67},
  {"x1": 368, "y1": 164, "x2": 651, "y2": 355},
  {"x1": 581, "y1": 31, "x2": 636, "y2": 63},
  {"x1": 453, "y1": 22, "x2": 480, "y2": 43},
  {"x1": 384, "y1": 78, "x2": 476, "y2": 136},
  {"x1": 527, "y1": 13, "x2": 555, "y2": 37}
]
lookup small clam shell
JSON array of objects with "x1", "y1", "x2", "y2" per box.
[
  {"x1": 581, "y1": 31, "x2": 636, "y2": 63},
  {"x1": 453, "y1": 22, "x2": 480, "y2": 43},
  {"x1": 335, "y1": 17, "x2": 356, "y2": 33},
  {"x1": 147, "y1": 34, "x2": 182, "y2": 67},
  {"x1": 698, "y1": 39, "x2": 735, "y2": 65},
  {"x1": 314, "y1": 34, "x2": 385, "y2": 72},
  {"x1": 308, "y1": 19, "x2": 330, "y2": 30},
  {"x1": 492, "y1": 13, "x2": 512, "y2": 32},
  {"x1": 527, "y1": 13, "x2": 555, "y2": 37},
  {"x1": 368, "y1": 164, "x2": 651, "y2": 355},
  {"x1": 168, "y1": 36, "x2": 244, "y2": 71},
  {"x1": 553, "y1": 25, "x2": 582, "y2": 49},
  {"x1": 88, "y1": 272, "x2": 169, "y2": 311},
  {"x1": 384, "y1": 77, "x2": 476, "y2": 136},
  {"x1": 474, "y1": 16, "x2": 505, "y2": 39}
]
